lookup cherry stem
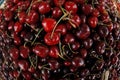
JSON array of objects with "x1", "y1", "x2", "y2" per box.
[
  {"x1": 31, "y1": 28, "x2": 43, "y2": 45},
  {"x1": 68, "y1": 43, "x2": 76, "y2": 53},
  {"x1": 63, "y1": 73, "x2": 75, "y2": 78},
  {"x1": 50, "y1": 7, "x2": 68, "y2": 38},
  {"x1": 25, "y1": 23, "x2": 38, "y2": 32},
  {"x1": 26, "y1": 0, "x2": 34, "y2": 14}
]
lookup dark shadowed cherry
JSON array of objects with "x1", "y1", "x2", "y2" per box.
[
  {"x1": 52, "y1": 7, "x2": 62, "y2": 19},
  {"x1": 80, "y1": 14, "x2": 86, "y2": 24},
  {"x1": 71, "y1": 41, "x2": 80, "y2": 50},
  {"x1": 96, "y1": 41, "x2": 106, "y2": 54},
  {"x1": 20, "y1": 46, "x2": 30, "y2": 58},
  {"x1": 33, "y1": 44, "x2": 49, "y2": 58},
  {"x1": 3, "y1": 10, "x2": 13, "y2": 21},
  {"x1": 65, "y1": 1, "x2": 78, "y2": 14},
  {"x1": 64, "y1": 33, "x2": 75, "y2": 44},
  {"x1": 49, "y1": 46, "x2": 59, "y2": 58},
  {"x1": 14, "y1": 36, "x2": 21, "y2": 45},
  {"x1": 80, "y1": 48, "x2": 87, "y2": 58},
  {"x1": 54, "y1": 0, "x2": 65, "y2": 7},
  {"x1": 18, "y1": 60, "x2": 29, "y2": 71},
  {"x1": 22, "y1": 71, "x2": 31, "y2": 80},
  {"x1": 83, "y1": 38, "x2": 93, "y2": 49},
  {"x1": 91, "y1": 8, "x2": 100, "y2": 17},
  {"x1": 9, "y1": 47, "x2": 19, "y2": 60},
  {"x1": 48, "y1": 59, "x2": 60, "y2": 70},
  {"x1": 82, "y1": 4, "x2": 93, "y2": 15}
]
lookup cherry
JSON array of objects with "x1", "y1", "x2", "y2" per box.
[
  {"x1": 18, "y1": 11, "x2": 26, "y2": 24},
  {"x1": 42, "y1": 18, "x2": 56, "y2": 32},
  {"x1": 82, "y1": 4, "x2": 93, "y2": 15},
  {"x1": 38, "y1": 1, "x2": 51, "y2": 14},
  {"x1": 71, "y1": 41, "x2": 80, "y2": 50},
  {"x1": 13, "y1": 0, "x2": 19, "y2": 4},
  {"x1": 72, "y1": 57, "x2": 85, "y2": 67},
  {"x1": 49, "y1": 46, "x2": 59, "y2": 58},
  {"x1": 87, "y1": 16, "x2": 98, "y2": 28},
  {"x1": 74, "y1": 0, "x2": 85, "y2": 4},
  {"x1": 55, "y1": 24, "x2": 67, "y2": 35},
  {"x1": 26, "y1": 10, "x2": 39, "y2": 24},
  {"x1": 91, "y1": 8, "x2": 100, "y2": 17},
  {"x1": 52, "y1": 7, "x2": 62, "y2": 19},
  {"x1": 100, "y1": 14, "x2": 110, "y2": 23},
  {"x1": 64, "y1": 33, "x2": 75, "y2": 44},
  {"x1": 44, "y1": 32, "x2": 60, "y2": 45},
  {"x1": 107, "y1": 22, "x2": 113, "y2": 31},
  {"x1": 17, "y1": 1, "x2": 30, "y2": 11},
  {"x1": 33, "y1": 44, "x2": 49, "y2": 58},
  {"x1": 65, "y1": 1, "x2": 78, "y2": 14},
  {"x1": 111, "y1": 56, "x2": 119, "y2": 64},
  {"x1": 76, "y1": 24, "x2": 90, "y2": 39},
  {"x1": 48, "y1": 59, "x2": 60, "y2": 70},
  {"x1": 14, "y1": 36, "x2": 21, "y2": 45},
  {"x1": 41, "y1": 69, "x2": 50, "y2": 80},
  {"x1": 80, "y1": 48, "x2": 87, "y2": 58},
  {"x1": 13, "y1": 70, "x2": 19, "y2": 78},
  {"x1": 28, "y1": 66, "x2": 35, "y2": 73},
  {"x1": 8, "y1": 21, "x2": 14, "y2": 31},
  {"x1": 83, "y1": 38, "x2": 93, "y2": 49},
  {"x1": 3, "y1": 10, "x2": 13, "y2": 21},
  {"x1": 80, "y1": 14, "x2": 86, "y2": 24},
  {"x1": 14, "y1": 22, "x2": 23, "y2": 33},
  {"x1": 9, "y1": 47, "x2": 19, "y2": 60},
  {"x1": 18, "y1": 60, "x2": 29, "y2": 71},
  {"x1": 96, "y1": 41, "x2": 105, "y2": 54},
  {"x1": 20, "y1": 46, "x2": 30, "y2": 58},
  {"x1": 54, "y1": 0, "x2": 65, "y2": 7},
  {"x1": 32, "y1": 2, "x2": 40, "y2": 11},
  {"x1": 22, "y1": 71, "x2": 31, "y2": 80},
  {"x1": 64, "y1": 61, "x2": 71, "y2": 66}
]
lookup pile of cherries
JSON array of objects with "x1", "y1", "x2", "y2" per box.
[{"x1": 0, "y1": 0, "x2": 120, "y2": 80}]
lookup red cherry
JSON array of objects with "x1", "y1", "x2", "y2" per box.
[
  {"x1": 65, "y1": 1, "x2": 78, "y2": 14},
  {"x1": 71, "y1": 42, "x2": 80, "y2": 50},
  {"x1": 9, "y1": 47, "x2": 19, "y2": 60},
  {"x1": 32, "y1": 2, "x2": 40, "y2": 11},
  {"x1": 79, "y1": 48, "x2": 87, "y2": 58},
  {"x1": 54, "y1": 0, "x2": 65, "y2": 7},
  {"x1": 74, "y1": 0, "x2": 85, "y2": 4},
  {"x1": 82, "y1": 4, "x2": 93, "y2": 15},
  {"x1": 91, "y1": 8, "x2": 100, "y2": 17},
  {"x1": 28, "y1": 66, "x2": 35, "y2": 73},
  {"x1": 72, "y1": 57, "x2": 85, "y2": 67},
  {"x1": 107, "y1": 22, "x2": 113, "y2": 31},
  {"x1": 20, "y1": 46, "x2": 30, "y2": 58},
  {"x1": 88, "y1": 16, "x2": 98, "y2": 28},
  {"x1": 55, "y1": 24, "x2": 67, "y2": 35},
  {"x1": 3, "y1": 10, "x2": 13, "y2": 21},
  {"x1": 42, "y1": 18, "x2": 56, "y2": 32},
  {"x1": 38, "y1": 1, "x2": 51, "y2": 14},
  {"x1": 26, "y1": 10, "x2": 39, "y2": 24},
  {"x1": 17, "y1": 1, "x2": 30, "y2": 11},
  {"x1": 64, "y1": 61, "x2": 71, "y2": 66},
  {"x1": 52, "y1": 7, "x2": 62, "y2": 19},
  {"x1": 64, "y1": 33, "x2": 75, "y2": 44},
  {"x1": 18, "y1": 60, "x2": 29, "y2": 71},
  {"x1": 13, "y1": 70, "x2": 19, "y2": 78},
  {"x1": 8, "y1": 21, "x2": 14, "y2": 31},
  {"x1": 33, "y1": 45, "x2": 49, "y2": 58},
  {"x1": 44, "y1": 32, "x2": 60, "y2": 45},
  {"x1": 14, "y1": 36, "x2": 21, "y2": 45},
  {"x1": 14, "y1": 22, "x2": 23, "y2": 33},
  {"x1": 49, "y1": 46, "x2": 59, "y2": 58},
  {"x1": 48, "y1": 59, "x2": 60, "y2": 70},
  {"x1": 22, "y1": 71, "x2": 31, "y2": 80},
  {"x1": 18, "y1": 11, "x2": 26, "y2": 24}
]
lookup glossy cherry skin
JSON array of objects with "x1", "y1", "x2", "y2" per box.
[
  {"x1": 14, "y1": 36, "x2": 21, "y2": 45},
  {"x1": 71, "y1": 42, "x2": 80, "y2": 50},
  {"x1": 54, "y1": 0, "x2": 65, "y2": 7},
  {"x1": 42, "y1": 18, "x2": 56, "y2": 32},
  {"x1": 82, "y1": 4, "x2": 93, "y2": 15},
  {"x1": 76, "y1": 24, "x2": 90, "y2": 39},
  {"x1": 55, "y1": 24, "x2": 67, "y2": 35},
  {"x1": 65, "y1": 1, "x2": 78, "y2": 14},
  {"x1": 80, "y1": 48, "x2": 87, "y2": 58},
  {"x1": 32, "y1": 2, "x2": 40, "y2": 11},
  {"x1": 3, "y1": 10, "x2": 13, "y2": 21},
  {"x1": 83, "y1": 38, "x2": 93, "y2": 49},
  {"x1": 49, "y1": 46, "x2": 59, "y2": 58},
  {"x1": 38, "y1": 1, "x2": 51, "y2": 14},
  {"x1": 18, "y1": 11, "x2": 26, "y2": 24},
  {"x1": 64, "y1": 33, "x2": 75, "y2": 44},
  {"x1": 13, "y1": 70, "x2": 19, "y2": 78},
  {"x1": 48, "y1": 59, "x2": 60, "y2": 70},
  {"x1": 18, "y1": 60, "x2": 29, "y2": 71},
  {"x1": 26, "y1": 10, "x2": 39, "y2": 24},
  {"x1": 44, "y1": 32, "x2": 60, "y2": 45},
  {"x1": 9, "y1": 47, "x2": 19, "y2": 60},
  {"x1": 14, "y1": 22, "x2": 23, "y2": 33},
  {"x1": 20, "y1": 46, "x2": 30, "y2": 58},
  {"x1": 88, "y1": 16, "x2": 98, "y2": 28},
  {"x1": 22, "y1": 71, "x2": 31, "y2": 80},
  {"x1": 52, "y1": 7, "x2": 62, "y2": 19},
  {"x1": 33, "y1": 45, "x2": 49, "y2": 58},
  {"x1": 72, "y1": 57, "x2": 85, "y2": 67},
  {"x1": 96, "y1": 41, "x2": 106, "y2": 54},
  {"x1": 91, "y1": 8, "x2": 100, "y2": 17}
]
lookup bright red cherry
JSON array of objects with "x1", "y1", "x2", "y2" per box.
[
  {"x1": 20, "y1": 46, "x2": 30, "y2": 58},
  {"x1": 44, "y1": 32, "x2": 60, "y2": 45},
  {"x1": 82, "y1": 4, "x2": 93, "y2": 15},
  {"x1": 26, "y1": 10, "x2": 39, "y2": 24},
  {"x1": 9, "y1": 47, "x2": 19, "y2": 60},
  {"x1": 18, "y1": 11, "x2": 26, "y2": 24},
  {"x1": 52, "y1": 7, "x2": 62, "y2": 19},
  {"x1": 18, "y1": 60, "x2": 29, "y2": 71},
  {"x1": 65, "y1": 1, "x2": 78, "y2": 14},
  {"x1": 55, "y1": 24, "x2": 67, "y2": 35},
  {"x1": 14, "y1": 22, "x2": 23, "y2": 33},
  {"x1": 88, "y1": 16, "x2": 98, "y2": 28},
  {"x1": 33, "y1": 45, "x2": 49, "y2": 58},
  {"x1": 42, "y1": 18, "x2": 56, "y2": 32},
  {"x1": 54, "y1": 0, "x2": 65, "y2": 7},
  {"x1": 38, "y1": 1, "x2": 51, "y2": 14},
  {"x1": 49, "y1": 46, "x2": 59, "y2": 58}
]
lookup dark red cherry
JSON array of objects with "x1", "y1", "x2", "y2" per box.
[
  {"x1": 76, "y1": 24, "x2": 90, "y2": 39},
  {"x1": 79, "y1": 48, "x2": 87, "y2": 58},
  {"x1": 18, "y1": 11, "x2": 26, "y2": 24},
  {"x1": 3, "y1": 10, "x2": 13, "y2": 21},
  {"x1": 83, "y1": 38, "x2": 93, "y2": 49},
  {"x1": 74, "y1": 0, "x2": 85, "y2": 4},
  {"x1": 96, "y1": 41, "x2": 106, "y2": 54},
  {"x1": 20, "y1": 46, "x2": 30, "y2": 58},
  {"x1": 18, "y1": 60, "x2": 29, "y2": 71},
  {"x1": 42, "y1": 18, "x2": 56, "y2": 32},
  {"x1": 64, "y1": 33, "x2": 75, "y2": 44},
  {"x1": 87, "y1": 16, "x2": 98, "y2": 28},
  {"x1": 52, "y1": 7, "x2": 62, "y2": 19},
  {"x1": 91, "y1": 8, "x2": 100, "y2": 17},
  {"x1": 32, "y1": 2, "x2": 40, "y2": 11},
  {"x1": 38, "y1": 1, "x2": 51, "y2": 14},
  {"x1": 8, "y1": 21, "x2": 14, "y2": 31},
  {"x1": 9, "y1": 47, "x2": 19, "y2": 60},
  {"x1": 72, "y1": 57, "x2": 85, "y2": 67},
  {"x1": 80, "y1": 14, "x2": 86, "y2": 24},
  {"x1": 82, "y1": 4, "x2": 93, "y2": 15},
  {"x1": 26, "y1": 10, "x2": 39, "y2": 24},
  {"x1": 48, "y1": 59, "x2": 60, "y2": 70},
  {"x1": 22, "y1": 71, "x2": 31, "y2": 80},
  {"x1": 33, "y1": 44, "x2": 49, "y2": 58},
  {"x1": 14, "y1": 36, "x2": 21, "y2": 45},
  {"x1": 13, "y1": 70, "x2": 19, "y2": 78},
  {"x1": 49, "y1": 46, "x2": 59, "y2": 58},
  {"x1": 71, "y1": 41, "x2": 80, "y2": 50},
  {"x1": 44, "y1": 32, "x2": 60, "y2": 45},
  {"x1": 54, "y1": 0, "x2": 65, "y2": 7},
  {"x1": 28, "y1": 66, "x2": 35, "y2": 73},
  {"x1": 55, "y1": 24, "x2": 67, "y2": 35},
  {"x1": 65, "y1": 1, "x2": 78, "y2": 14},
  {"x1": 14, "y1": 22, "x2": 23, "y2": 33}
]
